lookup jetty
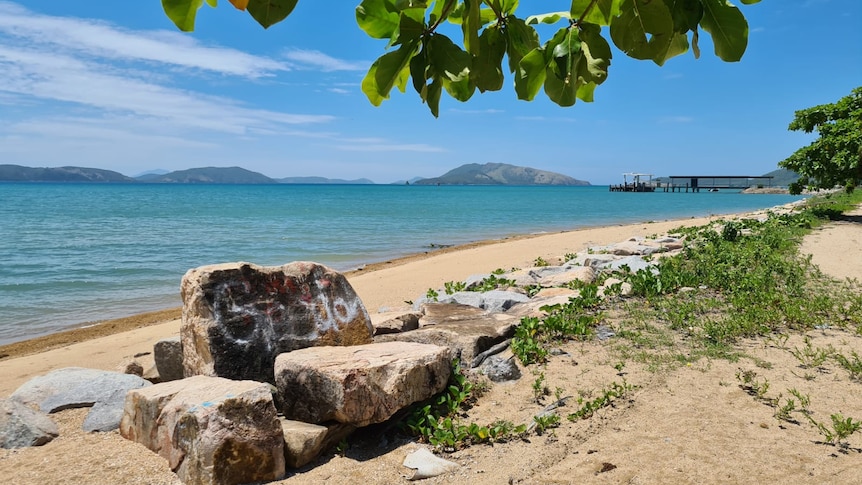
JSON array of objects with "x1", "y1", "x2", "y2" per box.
[
  {"x1": 610, "y1": 174, "x2": 775, "y2": 193},
  {"x1": 609, "y1": 173, "x2": 656, "y2": 192}
]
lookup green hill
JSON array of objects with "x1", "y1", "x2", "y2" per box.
[
  {"x1": 143, "y1": 167, "x2": 276, "y2": 184},
  {"x1": 414, "y1": 163, "x2": 590, "y2": 186},
  {"x1": 0, "y1": 164, "x2": 134, "y2": 182}
]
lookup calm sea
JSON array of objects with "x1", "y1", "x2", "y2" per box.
[{"x1": 0, "y1": 183, "x2": 805, "y2": 345}]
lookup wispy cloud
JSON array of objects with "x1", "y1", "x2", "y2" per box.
[
  {"x1": 515, "y1": 116, "x2": 577, "y2": 123},
  {"x1": 448, "y1": 108, "x2": 505, "y2": 115},
  {"x1": 0, "y1": 1, "x2": 336, "y2": 138},
  {"x1": 0, "y1": 1, "x2": 288, "y2": 78},
  {"x1": 283, "y1": 49, "x2": 367, "y2": 71}
]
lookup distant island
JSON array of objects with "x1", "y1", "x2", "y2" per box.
[
  {"x1": 413, "y1": 163, "x2": 590, "y2": 186},
  {"x1": 0, "y1": 163, "x2": 592, "y2": 186}
]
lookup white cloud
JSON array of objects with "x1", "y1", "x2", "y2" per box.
[
  {"x1": 283, "y1": 49, "x2": 367, "y2": 71},
  {"x1": 448, "y1": 108, "x2": 505, "y2": 114},
  {"x1": 335, "y1": 138, "x2": 446, "y2": 152},
  {"x1": 0, "y1": 1, "x2": 288, "y2": 78}
]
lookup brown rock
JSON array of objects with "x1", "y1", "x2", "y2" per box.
[
  {"x1": 120, "y1": 375, "x2": 285, "y2": 485},
  {"x1": 274, "y1": 342, "x2": 450, "y2": 427},
  {"x1": 181, "y1": 261, "x2": 372, "y2": 383},
  {"x1": 280, "y1": 418, "x2": 355, "y2": 468},
  {"x1": 379, "y1": 304, "x2": 518, "y2": 364},
  {"x1": 371, "y1": 311, "x2": 421, "y2": 335}
]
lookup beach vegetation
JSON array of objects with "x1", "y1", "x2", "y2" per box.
[
  {"x1": 780, "y1": 87, "x2": 862, "y2": 194},
  {"x1": 469, "y1": 273, "x2": 516, "y2": 292},
  {"x1": 533, "y1": 256, "x2": 550, "y2": 267},
  {"x1": 833, "y1": 351, "x2": 862, "y2": 382},
  {"x1": 401, "y1": 359, "x2": 529, "y2": 449},
  {"x1": 160, "y1": 1, "x2": 759, "y2": 116},
  {"x1": 807, "y1": 413, "x2": 862, "y2": 447},
  {"x1": 567, "y1": 379, "x2": 634, "y2": 421},
  {"x1": 444, "y1": 280, "x2": 467, "y2": 294},
  {"x1": 425, "y1": 287, "x2": 439, "y2": 301}
]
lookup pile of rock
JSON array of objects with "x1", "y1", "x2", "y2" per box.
[{"x1": 2, "y1": 235, "x2": 687, "y2": 484}]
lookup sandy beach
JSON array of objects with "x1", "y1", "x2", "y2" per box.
[{"x1": 2, "y1": 204, "x2": 862, "y2": 485}]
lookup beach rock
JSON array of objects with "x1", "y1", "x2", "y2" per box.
[
  {"x1": 372, "y1": 311, "x2": 421, "y2": 335},
  {"x1": 154, "y1": 336, "x2": 184, "y2": 382},
  {"x1": 403, "y1": 447, "x2": 459, "y2": 480},
  {"x1": 280, "y1": 418, "x2": 355, "y2": 468},
  {"x1": 569, "y1": 253, "x2": 617, "y2": 269},
  {"x1": 599, "y1": 277, "x2": 633, "y2": 297},
  {"x1": 120, "y1": 375, "x2": 285, "y2": 485},
  {"x1": 181, "y1": 261, "x2": 372, "y2": 384},
  {"x1": 605, "y1": 256, "x2": 657, "y2": 274},
  {"x1": 0, "y1": 398, "x2": 59, "y2": 448},
  {"x1": 479, "y1": 355, "x2": 522, "y2": 382},
  {"x1": 505, "y1": 293, "x2": 577, "y2": 318},
  {"x1": 378, "y1": 304, "x2": 519, "y2": 364},
  {"x1": 436, "y1": 290, "x2": 530, "y2": 313},
  {"x1": 611, "y1": 240, "x2": 660, "y2": 256},
  {"x1": 505, "y1": 268, "x2": 539, "y2": 286},
  {"x1": 274, "y1": 342, "x2": 450, "y2": 427},
  {"x1": 117, "y1": 358, "x2": 144, "y2": 377},
  {"x1": 535, "y1": 266, "x2": 596, "y2": 287},
  {"x1": 10, "y1": 367, "x2": 151, "y2": 432}
]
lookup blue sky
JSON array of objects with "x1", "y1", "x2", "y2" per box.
[{"x1": 0, "y1": 1, "x2": 859, "y2": 184}]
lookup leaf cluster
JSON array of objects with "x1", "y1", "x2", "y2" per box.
[
  {"x1": 160, "y1": 1, "x2": 760, "y2": 115},
  {"x1": 781, "y1": 86, "x2": 862, "y2": 193}
]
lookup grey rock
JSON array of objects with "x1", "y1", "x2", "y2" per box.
[
  {"x1": 181, "y1": 261, "x2": 372, "y2": 384},
  {"x1": 10, "y1": 367, "x2": 151, "y2": 432},
  {"x1": 437, "y1": 290, "x2": 530, "y2": 313},
  {"x1": 154, "y1": 336, "x2": 184, "y2": 382},
  {"x1": 604, "y1": 256, "x2": 657, "y2": 274},
  {"x1": 0, "y1": 398, "x2": 58, "y2": 448},
  {"x1": 480, "y1": 356, "x2": 521, "y2": 382}
]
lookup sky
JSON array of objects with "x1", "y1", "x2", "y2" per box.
[{"x1": 0, "y1": 1, "x2": 859, "y2": 185}]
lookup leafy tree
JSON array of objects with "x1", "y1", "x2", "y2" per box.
[
  {"x1": 781, "y1": 87, "x2": 862, "y2": 194},
  {"x1": 161, "y1": 0, "x2": 761, "y2": 116}
]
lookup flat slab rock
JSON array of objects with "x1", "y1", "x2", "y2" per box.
[
  {"x1": 120, "y1": 375, "x2": 285, "y2": 485},
  {"x1": 181, "y1": 261, "x2": 372, "y2": 384},
  {"x1": 9, "y1": 367, "x2": 151, "y2": 432},
  {"x1": 379, "y1": 303, "x2": 519, "y2": 364},
  {"x1": 275, "y1": 341, "x2": 451, "y2": 427}
]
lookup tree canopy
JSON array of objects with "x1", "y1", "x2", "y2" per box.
[
  {"x1": 781, "y1": 87, "x2": 862, "y2": 194},
  {"x1": 160, "y1": 0, "x2": 761, "y2": 116}
]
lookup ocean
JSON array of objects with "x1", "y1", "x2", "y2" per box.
[{"x1": 0, "y1": 183, "x2": 805, "y2": 345}]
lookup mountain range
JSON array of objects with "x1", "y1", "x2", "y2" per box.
[{"x1": 0, "y1": 163, "x2": 589, "y2": 185}]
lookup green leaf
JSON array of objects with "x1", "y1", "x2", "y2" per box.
[
  {"x1": 496, "y1": 0, "x2": 520, "y2": 16},
  {"x1": 578, "y1": 23, "x2": 612, "y2": 85},
  {"x1": 525, "y1": 12, "x2": 570, "y2": 25},
  {"x1": 570, "y1": 0, "x2": 622, "y2": 26},
  {"x1": 247, "y1": 0, "x2": 297, "y2": 29},
  {"x1": 514, "y1": 48, "x2": 546, "y2": 101},
  {"x1": 700, "y1": 0, "x2": 748, "y2": 61},
  {"x1": 206, "y1": 0, "x2": 219, "y2": 7},
  {"x1": 162, "y1": 0, "x2": 205, "y2": 32},
  {"x1": 504, "y1": 16, "x2": 540, "y2": 73},
  {"x1": 356, "y1": 0, "x2": 401, "y2": 39},
  {"x1": 739, "y1": 0, "x2": 761, "y2": 4},
  {"x1": 398, "y1": 9, "x2": 426, "y2": 43},
  {"x1": 429, "y1": 34, "x2": 475, "y2": 101},
  {"x1": 663, "y1": 0, "x2": 703, "y2": 33},
  {"x1": 473, "y1": 26, "x2": 506, "y2": 92},
  {"x1": 361, "y1": 40, "x2": 419, "y2": 105},
  {"x1": 462, "y1": 0, "x2": 482, "y2": 55},
  {"x1": 426, "y1": 77, "x2": 443, "y2": 117},
  {"x1": 610, "y1": 0, "x2": 675, "y2": 65}
]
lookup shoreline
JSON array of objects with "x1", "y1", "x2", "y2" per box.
[{"x1": 0, "y1": 208, "x2": 771, "y2": 364}]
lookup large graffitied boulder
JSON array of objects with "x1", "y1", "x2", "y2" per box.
[{"x1": 181, "y1": 262, "x2": 372, "y2": 383}]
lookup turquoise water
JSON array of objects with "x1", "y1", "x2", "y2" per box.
[{"x1": 0, "y1": 183, "x2": 805, "y2": 344}]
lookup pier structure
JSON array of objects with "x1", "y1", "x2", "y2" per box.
[
  {"x1": 663, "y1": 175, "x2": 774, "y2": 193},
  {"x1": 609, "y1": 173, "x2": 656, "y2": 192}
]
